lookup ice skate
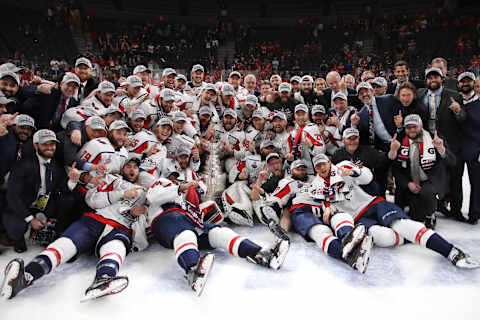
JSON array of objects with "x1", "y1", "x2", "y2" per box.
[
  {"x1": 1, "y1": 258, "x2": 31, "y2": 299},
  {"x1": 448, "y1": 247, "x2": 480, "y2": 269},
  {"x1": 345, "y1": 235, "x2": 373, "y2": 274},
  {"x1": 341, "y1": 224, "x2": 367, "y2": 260},
  {"x1": 247, "y1": 238, "x2": 290, "y2": 270},
  {"x1": 81, "y1": 275, "x2": 129, "y2": 302},
  {"x1": 187, "y1": 252, "x2": 215, "y2": 297}
]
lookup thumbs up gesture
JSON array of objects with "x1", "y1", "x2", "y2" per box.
[
  {"x1": 394, "y1": 110, "x2": 403, "y2": 128},
  {"x1": 68, "y1": 162, "x2": 81, "y2": 184},
  {"x1": 432, "y1": 130, "x2": 445, "y2": 153},
  {"x1": 448, "y1": 97, "x2": 462, "y2": 113},
  {"x1": 390, "y1": 133, "x2": 401, "y2": 152},
  {"x1": 351, "y1": 110, "x2": 360, "y2": 126}
]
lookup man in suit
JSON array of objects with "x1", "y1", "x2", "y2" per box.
[
  {"x1": 321, "y1": 71, "x2": 360, "y2": 110},
  {"x1": 22, "y1": 73, "x2": 80, "y2": 132},
  {"x1": 74, "y1": 57, "x2": 98, "y2": 102},
  {"x1": 431, "y1": 57, "x2": 458, "y2": 91},
  {"x1": 2, "y1": 129, "x2": 71, "y2": 252},
  {"x1": 387, "y1": 60, "x2": 424, "y2": 94},
  {"x1": 416, "y1": 67, "x2": 466, "y2": 220},
  {"x1": 391, "y1": 114, "x2": 456, "y2": 229}
]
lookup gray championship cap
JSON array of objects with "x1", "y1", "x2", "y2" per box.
[
  {"x1": 270, "y1": 74, "x2": 282, "y2": 81},
  {"x1": 404, "y1": 114, "x2": 423, "y2": 127},
  {"x1": 133, "y1": 65, "x2": 151, "y2": 74},
  {"x1": 173, "y1": 111, "x2": 188, "y2": 122},
  {"x1": 266, "y1": 152, "x2": 281, "y2": 162},
  {"x1": 290, "y1": 159, "x2": 307, "y2": 170},
  {"x1": 260, "y1": 139, "x2": 275, "y2": 149},
  {"x1": 198, "y1": 106, "x2": 212, "y2": 117},
  {"x1": 223, "y1": 108, "x2": 238, "y2": 119},
  {"x1": 372, "y1": 77, "x2": 388, "y2": 87},
  {"x1": 162, "y1": 68, "x2": 177, "y2": 77},
  {"x1": 105, "y1": 106, "x2": 123, "y2": 115},
  {"x1": 130, "y1": 109, "x2": 146, "y2": 120},
  {"x1": 245, "y1": 95, "x2": 258, "y2": 106},
  {"x1": 156, "y1": 117, "x2": 173, "y2": 128},
  {"x1": 0, "y1": 62, "x2": 22, "y2": 73},
  {"x1": 98, "y1": 80, "x2": 116, "y2": 94},
  {"x1": 356, "y1": 82, "x2": 373, "y2": 92},
  {"x1": 229, "y1": 71, "x2": 241, "y2": 78},
  {"x1": 425, "y1": 67, "x2": 443, "y2": 78},
  {"x1": 458, "y1": 72, "x2": 476, "y2": 82},
  {"x1": 75, "y1": 57, "x2": 93, "y2": 68},
  {"x1": 62, "y1": 72, "x2": 80, "y2": 86},
  {"x1": 14, "y1": 114, "x2": 36, "y2": 129},
  {"x1": 312, "y1": 105, "x2": 326, "y2": 114},
  {"x1": 290, "y1": 76, "x2": 301, "y2": 83},
  {"x1": 191, "y1": 64, "x2": 205, "y2": 73},
  {"x1": 333, "y1": 91, "x2": 348, "y2": 101},
  {"x1": 126, "y1": 75, "x2": 143, "y2": 87},
  {"x1": 252, "y1": 109, "x2": 265, "y2": 119},
  {"x1": 221, "y1": 83, "x2": 235, "y2": 96},
  {"x1": 273, "y1": 111, "x2": 287, "y2": 121},
  {"x1": 161, "y1": 88, "x2": 176, "y2": 101},
  {"x1": 0, "y1": 91, "x2": 14, "y2": 104},
  {"x1": 1, "y1": 71, "x2": 20, "y2": 85},
  {"x1": 85, "y1": 116, "x2": 106, "y2": 130},
  {"x1": 109, "y1": 120, "x2": 131, "y2": 132},
  {"x1": 295, "y1": 104, "x2": 308, "y2": 113},
  {"x1": 301, "y1": 75, "x2": 314, "y2": 83},
  {"x1": 342, "y1": 127, "x2": 360, "y2": 139},
  {"x1": 33, "y1": 129, "x2": 59, "y2": 144},
  {"x1": 203, "y1": 83, "x2": 218, "y2": 94},
  {"x1": 175, "y1": 74, "x2": 187, "y2": 82},
  {"x1": 312, "y1": 153, "x2": 330, "y2": 166},
  {"x1": 175, "y1": 146, "x2": 191, "y2": 157},
  {"x1": 278, "y1": 82, "x2": 292, "y2": 93}
]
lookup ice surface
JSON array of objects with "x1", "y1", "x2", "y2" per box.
[{"x1": 1, "y1": 169, "x2": 479, "y2": 320}]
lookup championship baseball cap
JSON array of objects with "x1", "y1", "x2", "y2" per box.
[
  {"x1": 252, "y1": 109, "x2": 265, "y2": 119},
  {"x1": 221, "y1": 83, "x2": 235, "y2": 96},
  {"x1": 223, "y1": 108, "x2": 238, "y2": 119},
  {"x1": 13, "y1": 114, "x2": 36, "y2": 129},
  {"x1": 290, "y1": 76, "x2": 301, "y2": 83},
  {"x1": 404, "y1": 114, "x2": 422, "y2": 127},
  {"x1": 273, "y1": 111, "x2": 287, "y2": 121},
  {"x1": 290, "y1": 159, "x2": 307, "y2": 170},
  {"x1": 425, "y1": 67, "x2": 443, "y2": 78},
  {"x1": 270, "y1": 75, "x2": 281, "y2": 82},
  {"x1": 301, "y1": 75, "x2": 314, "y2": 83},
  {"x1": 175, "y1": 146, "x2": 191, "y2": 157},
  {"x1": 0, "y1": 91, "x2": 13, "y2": 104},
  {"x1": 161, "y1": 88, "x2": 176, "y2": 101},
  {"x1": 98, "y1": 80, "x2": 116, "y2": 94},
  {"x1": 245, "y1": 95, "x2": 258, "y2": 106},
  {"x1": 175, "y1": 74, "x2": 187, "y2": 82},
  {"x1": 62, "y1": 72, "x2": 80, "y2": 86},
  {"x1": 156, "y1": 117, "x2": 173, "y2": 128},
  {"x1": 372, "y1": 77, "x2": 387, "y2": 87},
  {"x1": 0, "y1": 62, "x2": 22, "y2": 73},
  {"x1": 133, "y1": 65, "x2": 151, "y2": 74},
  {"x1": 342, "y1": 127, "x2": 360, "y2": 139},
  {"x1": 191, "y1": 64, "x2": 205, "y2": 73},
  {"x1": 356, "y1": 82, "x2": 373, "y2": 92},
  {"x1": 312, "y1": 153, "x2": 330, "y2": 166},
  {"x1": 333, "y1": 91, "x2": 347, "y2": 101},
  {"x1": 278, "y1": 82, "x2": 292, "y2": 93},
  {"x1": 105, "y1": 106, "x2": 123, "y2": 115},
  {"x1": 126, "y1": 75, "x2": 143, "y2": 87},
  {"x1": 0, "y1": 71, "x2": 20, "y2": 85},
  {"x1": 266, "y1": 152, "x2": 281, "y2": 163},
  {"x1": 75, "y1": 57, "x2": 92, "y2": 68},
  {"x1": 33, "y1": 129, "x2": 59, "y2": 144},
  {"x1": 260, "y1": 140, "x2": 275, "y2": 149},
  {"x1": 312, "y1": 105, "x2": 326, "y2": 114},
  {"x1": 203, "y1": 83, "x2": 218, "y2": 94},
  {"x1": 229, "y1": 71, "x2": 241, "y2": 78},
  {"x1": 162, "y1": 68, "x2": 177, "y2": 77},
  {"x1": 458, "y1": 72, "x2": 476, "y2": 82},
  {"x1": 198, "y1": 106, "x2": 212, "y2": 116},
  {"x1": 85, "y1": 116, "x2": 106, "y2": 130},
  {"x1": 130, "y1": 109, "x2": 146, "y2": 120},
  {"x1": 173, "y1": 111, "x2": 188, "y2": 122},
  {"x1": 295, "y1": 104, "x2": 308, "y2": 113},
  {"x1": 109, "y1": 120, "x2": 131, "y2": 132}
]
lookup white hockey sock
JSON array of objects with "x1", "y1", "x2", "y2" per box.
[
  {"x1": 173, "y1": 230, "x2": 199, "y2": 261},
  {"x1": 391, "y1": 219, "x2": 434, "y2": 247},
  {"x1": 308, "y1": 224, "x2": 336, "y2": 255},
  {"x1": 97, "y1": 240, "x2": 126, "y2": 278},
  {"x1": 208, "y1": 227, "x2": 246, "y2": 257},
  {"x1": 368, "y1": 225, "x2": 405, "y2": 247},
  {"x1": 42, "y1": 237, "x2": 78, "y2": 270},
  {"x1": 330, "y1": 212, "x2": 354, "y2": 238}
]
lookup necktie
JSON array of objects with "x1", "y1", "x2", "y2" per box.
[
  {"x1": 368, "y1": 104, "x2": 375, "y2": 145},
  {"x1": 410, "y1": 142, "x2": 421, "y2": 185},
  {"x1": 429, "y1": 93, "x2": 436, "y2": 132},
  {"x1": 44, "y1": 163, "x2": 53, "y2": 194},
  {"x1": 79, "y1": 84, "x2": 85, "y2": 100}
]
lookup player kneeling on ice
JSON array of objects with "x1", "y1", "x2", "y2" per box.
[
  {"x1": 1, "y1": 159, "x2": 149, "y2": 301},
  {"x1": 261, "y1": 159, "x2": 372, "y2": 273},
  {"x1": 309, "y1": 154, "x2": 480, "y2": 269},
  {"x1": 146, "y1": 175, "x2": 290, "y2": 296}
]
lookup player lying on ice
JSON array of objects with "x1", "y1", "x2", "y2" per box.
[
  {"x1": 145, "y1": 173, "x2": 290, "y2": 296},
  {"x1": 1, "y1": 158, "x2": 151, "y2": 301}
]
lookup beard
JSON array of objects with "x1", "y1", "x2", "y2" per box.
[
  {"x1": 292, "y1": 172, "x2": 308, "y2": 181},
  {"x1": 459, "y1": 84, "x2": 473, "y2": 94},
  {"x1": 428, "y1": 81, "x2": 441, "y2": 91},
  {"x1": 302, "y1": 88, "x2": 312, "y2": 96}
]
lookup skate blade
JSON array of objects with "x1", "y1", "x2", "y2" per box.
[
  {"x1": 80, "y1": 278, "x2": 129, "y2": 303},
  {"x1": 456, "y1": 258, "x2": 480, "y2": 269},
  {"x1": 1, "y1": 261, "x2": 20, "y2": 299},
  {"x1": 269, "y1": 240, "x2": 290, "y2": 270},
  {"x1": 342, "y1": 224, "x2": 366, "y2": 260},
  {"x1": 355, "y1": 236, "x2": 373, "y2": 274},
  {"x1": 192, "y1": 253, "x2": 215, "y2": 297}
]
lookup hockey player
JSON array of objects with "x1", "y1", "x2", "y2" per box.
[
  {"x1": 192, "y1": 83, "x2": 219, "y2": 123},
  {"x1": 228, "y1": 71, "x2": 248, "y2": 97},
  {"x1": 213, "y1": 109, "x2": 246, "y2": 172},
  {"x1": 116, "y1": 75, "x2": 149, "y2": 115},
  {"x1": 127, "y1": 110, "x2": 159, "y2": 160},
  {"x1": 244, "y1": 109, "x2": 269, "y2": 155},
  {"x1": 133, "y1": 65, "x2": 159, "y2": 100},
  {"x1": 309, "y1": 154, "x2": 480, "y2": 269},
  {"x1": 0, "y1": 158, "x2": 148, "y2": 300},
  {"x1": 293, "y1": 75, "x2": 323, "y2": 107},
  {"x1": 187, "y1": 64, "x2": 207, "y2": 96},
  {"x1": 160, "y1": 68, "x2": 176, "y2": 90},
  {"x1": 146, "y1": 177, "x2": 289, "y2": 296},
  {"x1": 127, "y1": 109, "x2": 146, "y2": 134},
  {"x1": 270, "y1": 112, "x2": 291, "y2": 157},
  {"x1": 235, "y1": 94, "x2": 259, "y2": 129},
  {"x1": 139, "y1": 118, "x2": 172, "y2": 177},
  {"x1": 216, "y1": 83, "x2": 239, "y2": 117},
  {"x1": 326, "y1": 92, "x2": 357, "y2": 136},
  {"x1": 261, "y1": 158, "x2": 372, "y2": 272},
  {"x1": 139, "y1": 88, "x2": 176, "y2": 130}
]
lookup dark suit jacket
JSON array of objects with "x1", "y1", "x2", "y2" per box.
[
  {"x1": 3, "y1": 154, "x2": 69, "y2": 240},
  {"x1": 21, "y1": 88, "x2": 79, "y2": 132},
  {"x1": 79, "y1": 77, "x2": 99, "y2": 101},
  {"x1": 386, "y1": 79, "x2": 425, "y2": 94},
  {"x1": 320, "y1": 87, "x2": 361, "y2": 110},
  {"x1": 416, "y1": 87, "x2": 466, "y2": 153},
  {"x1": 357, "y1": 95, "x2": 397, "y2": 151},
  {"x1": 0, "y1": 128, "x2": 33, "y2": 185}
]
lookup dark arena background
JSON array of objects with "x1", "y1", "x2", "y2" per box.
[{"x1": 1, "y1": 1, "x2": 480, "y2": 319}]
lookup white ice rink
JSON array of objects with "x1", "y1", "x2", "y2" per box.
[{"x1": 1, "y1": 171, "x2": 479, "y2": 320}]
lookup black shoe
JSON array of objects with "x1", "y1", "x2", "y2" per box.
[
  {"x1": 454, "y1": 214, "x2": 468, "y2": 223},
  {"x1": 424, "y1": 214, "x2": 437, "y2": 229},
  {"x1": 437, "y1": 201, "x2": 453, "y2": 217},
  {"x1": 0, "y1": 234, "x2": 15, "y2": 247},
  {"x1": 467, "y1": 217, "x2": 479, "y2": 225},
  {"x1": 14, "y1": 239, "x2": 27, "y2": 253}
]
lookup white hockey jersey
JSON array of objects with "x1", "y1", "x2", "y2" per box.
[
  {"x1": 77, "y1": 137, "x2": 128, "y2": 174},
  {"x1": 60, "y1": 104, "x2": 103, "y2": 129},
  {"x1": 229, "y1": 154, "x2": 264, "y2": 184},
  {"x1": 213, "y1": 123, "x2": 246, "y2": 160},
  {"x1": 127, "y1": 130, "x2": 159, "y2": 160}
]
